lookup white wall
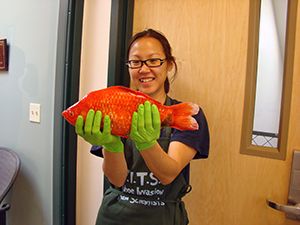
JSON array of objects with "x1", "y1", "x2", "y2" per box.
[
  {"x1": 0, "y1": 1, "x2": 62, "y2": 224},
  {"x1": 76, "y1": 1, "x2": 112, "y2": 224}
]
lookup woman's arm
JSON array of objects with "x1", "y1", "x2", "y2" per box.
[
  {"x1": 102, "y1": 150, "x2": 128, "y2": 187},
  {"x1": 76, "y1": 109, "x2": 129, "y2": 187},
  {"x1": 139, "y1": 141, "x2": 196, "y2": 185},
  {"x1": 129, "y1": 101, "x2": 197, "y2": 185},
  {"x1": 129, "y1": 101, "x2": 209, "y2": 185}
]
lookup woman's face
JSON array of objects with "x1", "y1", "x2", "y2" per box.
[{"x1": 128, "y1": 37, "x2": 171, "y2": 99}]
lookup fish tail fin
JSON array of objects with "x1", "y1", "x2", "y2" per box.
[{"x1": 168, "y1": 102, "x2": 199, "y2": 130}]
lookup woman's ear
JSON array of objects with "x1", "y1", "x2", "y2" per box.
[{"x1": 167, "y1": 61, "x2": 173, "y2": 72}]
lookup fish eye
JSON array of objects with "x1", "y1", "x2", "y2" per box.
[{"x1": 69, "y1": 111, "x2": 74, "y2": 117}]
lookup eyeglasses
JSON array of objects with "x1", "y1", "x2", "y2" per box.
[{"x1": 126, "y1": 58, "x2": 166, "y2": 69}]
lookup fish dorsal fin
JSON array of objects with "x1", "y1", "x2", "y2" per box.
[{"x1": 107, "y1": 86, "x2": 163, "y2": 106}]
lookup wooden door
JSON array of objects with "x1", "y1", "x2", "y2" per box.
[{"x1": 133, "y1": 1, "x2": 300, "y2": 224}]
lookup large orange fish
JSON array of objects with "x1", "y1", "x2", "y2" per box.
[{"x1": 62, "y1": 86, "x2": 199, "y2": 137}]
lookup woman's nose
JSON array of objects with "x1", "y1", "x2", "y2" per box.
[{"x1": 139, "y1": 63, "x2": 151, "y2": 73}]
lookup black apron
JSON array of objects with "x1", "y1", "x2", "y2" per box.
[{"x1": 96, "y1": 97, "x2": 191, "y2": 225}]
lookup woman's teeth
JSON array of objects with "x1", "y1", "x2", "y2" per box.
[{"x1": 140, "y1": 78, "x2": 154, "y2": 83}]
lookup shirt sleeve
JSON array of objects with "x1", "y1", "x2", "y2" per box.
[
  {"x1": 170, "y1": 107, "x2": 210, "y2": 159},
  {"x1": 90, "y1": 145, "x2": 103, "y2": 157}
]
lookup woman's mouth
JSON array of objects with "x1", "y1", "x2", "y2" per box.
[{"x1": 139, "y1": 77, "x2": 155, "y2": 83}]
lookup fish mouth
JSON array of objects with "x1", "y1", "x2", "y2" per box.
[
  {"x1": 61, "y1": 110, "x2": 74, "y2": 125},
  {"x1": 139, "y1": 77, "x2": 155, "y2": 83}
]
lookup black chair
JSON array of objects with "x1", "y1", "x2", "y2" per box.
[{"x1": 0, "y1": 147, "x2": 20, "y2": 225}]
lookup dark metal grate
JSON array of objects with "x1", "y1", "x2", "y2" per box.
[{"x1": 252, "y1": 131, "x2": 278, "y2": 147}]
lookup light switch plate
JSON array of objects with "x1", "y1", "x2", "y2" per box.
[{"x1": 29, "y1": 103, "x2": 41, "y2": 123}]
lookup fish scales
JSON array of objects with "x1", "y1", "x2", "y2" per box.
[{"x1": 88, "y1": 88, "x2": 144, "y2": 136}]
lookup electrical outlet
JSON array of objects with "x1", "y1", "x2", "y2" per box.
[{"x1": 29, "y1": 103, "x2": 41, "y2": 123}]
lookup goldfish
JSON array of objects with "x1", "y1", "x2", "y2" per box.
[{"x1": 62, "y1": 86, "x2": 199, "y2": 137}]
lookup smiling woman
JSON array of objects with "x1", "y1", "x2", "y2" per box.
[
  {"x1": 59, "y1": 0, "x2": 300, "y2": 224},
  {"x1": 127, "y1": 36, "x2": 170, "y2": 102},
  {"x1": 126, "y1": 29, "x2": 178, "y2": 103},
  {"x1": 77, "y1": 28, "x2": 210, "y2": 225}
]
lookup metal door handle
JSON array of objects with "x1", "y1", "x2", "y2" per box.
[{"x1": 267, "y1": 199, "x2": 300, "y2": 220}]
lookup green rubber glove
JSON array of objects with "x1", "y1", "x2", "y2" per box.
[
  {"x1": 129, "y1": 101, "x2": 161, "y2": 151},
  {"x1": 75, "y1": 109, "x2": 124, "y2": 153}
]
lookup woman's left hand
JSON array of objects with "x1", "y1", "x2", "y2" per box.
[{"x1": 129, "y1": 101, "x2": 161, "y2": 151}]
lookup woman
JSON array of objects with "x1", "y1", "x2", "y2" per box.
[{"x1": 75, "y1": 29, "x2": 210, "y2": 225}]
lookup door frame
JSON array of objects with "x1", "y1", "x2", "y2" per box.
[
  {"x1": 53, "y1": 0, "x2": 134, "y2": 224},
  {"x1": 53, "y1": 0, "x2": 84, "y2": 224}
]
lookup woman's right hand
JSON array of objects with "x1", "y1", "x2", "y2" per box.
[{"x1": 75, "y1": 109, "x2": 124, "y2": 153}]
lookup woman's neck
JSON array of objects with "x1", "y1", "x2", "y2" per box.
[{"x1": 151, "y1": 91, "x2": 167, "y2": 104}]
